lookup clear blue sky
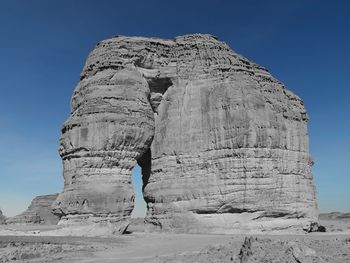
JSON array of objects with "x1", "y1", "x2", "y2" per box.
[{"x1": 0, "y1": 0, "x2": 349, "y2": 217}]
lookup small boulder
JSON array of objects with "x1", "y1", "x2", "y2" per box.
[{"x1": 303, "y1": 222, "x2": 327, "y2": 233}]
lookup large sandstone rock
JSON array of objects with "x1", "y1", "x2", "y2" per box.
[
  {"x1": 6, "y1": 194, "x2": 59, "y2": 225},
  {"x1": 53, "y1": 34, "x2": 318, "y2": 234}
]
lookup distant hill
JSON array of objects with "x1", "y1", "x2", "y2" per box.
[
  {"x1": 319, "y1": 212, "x2": 350, "y2": 220},
  {"x1": 6, "y1": 194, "x2": 59, "y2": 225}
]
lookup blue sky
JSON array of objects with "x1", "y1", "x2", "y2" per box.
[{"x1": 0, "y1": 0, "x2": 349, "y2": 217}]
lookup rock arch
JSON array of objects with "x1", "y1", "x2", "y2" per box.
[{"x1": 53, "y1": 34, "x2": 318, "y2": 234}]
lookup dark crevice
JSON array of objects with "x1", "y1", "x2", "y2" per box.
[
  {"x1": 147, "y1": 77, "x2": 173, "y2": 94},
  {"x1": 257, "y1": 211, "x2": 292, "y2": 218},
  {"x1": 137, "y1": 148, "x2": 152, "y2": 193},
  {"x1": 192, "y1": 209, "x2": 218, "y2": 214},
  {"x1": 193, "y1": 207, "x2": 250, "y2": 214},
  {"x1": 217, "y1": 207, "x2": 250, "y2": 214},
  {"x1": 146, "y1": 77, "x2": 173, "y2": 113}
]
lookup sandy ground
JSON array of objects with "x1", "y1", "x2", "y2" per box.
[{"x1": 0, "y1": 217, "x2": 349, "y2": 262}]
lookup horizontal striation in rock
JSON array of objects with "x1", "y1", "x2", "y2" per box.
[{"x1": 53, "y1": 68, "x2": 154, "y2": 233}]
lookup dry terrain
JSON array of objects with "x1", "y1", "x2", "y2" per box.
[{"x1": 0, "y1": 215, "x2": 349, "y2": 262}]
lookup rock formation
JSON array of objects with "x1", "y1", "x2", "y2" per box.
[
  {"x1": 0, "y1": 209, "x2": 6, "y2": 224},
  {"x1": 53, "y1": 34, "x2": 318, "y2": 234},
  {"x1": 7, "y1": 194, "x2": 59, "y2": 225}
]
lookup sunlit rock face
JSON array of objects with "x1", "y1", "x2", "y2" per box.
[{"x1": 54, "y1": 34, "x2": 318, "y2": 234}]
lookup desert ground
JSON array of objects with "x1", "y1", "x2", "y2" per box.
[{"x1": 0, "y1": 215, "x2": 349, "y2": 263}]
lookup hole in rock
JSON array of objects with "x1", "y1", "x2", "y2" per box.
[
  {"x1": 131, "y1": 164, "x2": 147, "y2": 218},
  {"x1": 146, "y1": 77, "x2": 173, "y2": 113},
  {"x1": 148, "y1": 77, "x2": 172, "y2": 94}
]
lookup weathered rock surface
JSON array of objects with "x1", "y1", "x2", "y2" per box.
[
  {"x1": 54, "y1": 34, "x2": 318, "y2": 234},
  {"x1": 6, "y1": 194, "x2": 59, "y2": 225},
  {"x1": 0, "y1": 210, "x2": 6, "y2": 224}
]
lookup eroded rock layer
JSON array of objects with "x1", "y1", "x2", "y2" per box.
[
  {"x1": 54, "y1": 34, "x2": 318, "y2": 233},
  {"x1": 6, "y1": 194, "x2": 59, "y2": 225}
]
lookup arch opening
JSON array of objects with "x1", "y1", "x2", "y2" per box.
[{"x1": 131, "y1": 164, "x2": 147, "y2": 218}]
